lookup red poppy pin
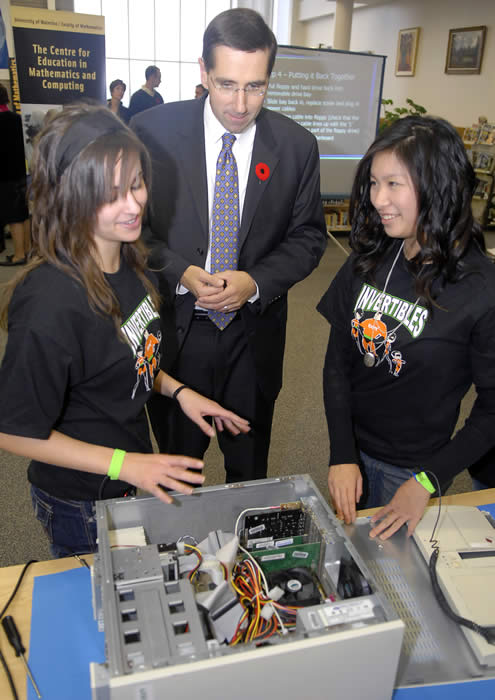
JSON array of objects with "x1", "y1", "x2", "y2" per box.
[{"x1": 255, "y1": 162, "x2": 270, "y2": 181}]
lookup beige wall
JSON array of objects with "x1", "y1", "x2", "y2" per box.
[{"x1": 297, "y1": 0, "x2": 495, "y2": 127}]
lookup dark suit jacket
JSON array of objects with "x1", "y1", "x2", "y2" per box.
[{"x1": 132, "y1": 98, "x2": 327, "y2": 400}]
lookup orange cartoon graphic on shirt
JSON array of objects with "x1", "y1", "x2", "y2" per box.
[
  {"x1": 144, "y1": 330, "x2": 160, "y2": 374},
  {"x1": 131, "y1": 330, "x2": 162, "y2": 399},
  {"x1": 391, "y1": 350, "x2": 405, "y2": 376},
  {"x1": 383, "y1": 333, "x2": 396, "y2": 372},
  {"x1": 351, "y1": 309, "x2": 362, "y2": 340},
  {"x1": 351, "y1": 310, "x2": 405, "y2": 377},
  {"x1": 360, "y1": 316, "x2": 387, "y2": 360}
]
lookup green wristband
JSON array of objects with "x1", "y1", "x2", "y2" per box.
[
  {"x1": 415, "y1": 471, "x2": 435, "y2": 494},
  {"x1": 108, "y1": 449, "x2": 126, "y2": 480}
]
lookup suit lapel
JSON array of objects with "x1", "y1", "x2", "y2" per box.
[
  {"x1": 178, "y1": 103, "x2": 209, "y2": 240},
  {"x1": 239, "y1": 109, "x2": 279, "y2": 249}
]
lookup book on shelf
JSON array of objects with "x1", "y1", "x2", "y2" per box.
[
  {"x1": 473, "y1": 174, "x2": 493, "y2": 200},
  {"x1": 463, "y1": 123, "x2": 495, "y2": 147},
  {"x1": 478, "y1": 124, "x2": 495, "y2": 145},
  {"x1": 471, "y1": 149, "x2": 495, "y2": 173},
  {"x1": 463, "y1": 126, "x2": 480, "y2": 145},
  {"x1": 325, "y1": 209, "x2": 349, "y2": 228},
  {"x1": 325, "y1": 212, "x2": 338, "y2": 228}
]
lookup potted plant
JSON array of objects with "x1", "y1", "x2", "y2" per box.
[{"x1": 380, "y1": 98, "x2": 427, "y2": 131}]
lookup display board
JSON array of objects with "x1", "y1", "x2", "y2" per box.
[{"x1": 269, "y1": 46, "x2": 386, "y2": 198}]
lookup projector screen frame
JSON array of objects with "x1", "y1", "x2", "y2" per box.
[{"x1": 269, "y1": 44, "x2": 387, "y2": 199}]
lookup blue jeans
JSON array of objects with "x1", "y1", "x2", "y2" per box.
[
  {"x1": 30, "y1": 485, "x2": 97, "y2": 558},
  {"x1": 359, "y1": 451, "x2": 451, "y2": 509},
  {"x1": 471, "y1": 478, "x2": 490, "y2": 491},
  {"x1": 359, "y1": 451, "x2": 417, "y2": 509}
]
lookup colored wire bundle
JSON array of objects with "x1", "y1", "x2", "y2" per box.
[
  {"x1": 229, "y1": 558, "x2": 296, "y2": 645},
  {"x1": 182, "y1": 544, "x2": 229, "y2": 583},
  {"x1": 184, "y1": 543, "x2": 203, "y2": 582}
]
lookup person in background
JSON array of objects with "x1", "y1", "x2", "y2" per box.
[
  {"x1": 128, "y1": 66, "x2": 163, "y2": 118},
  {"x1": 131, "y1": 9, "x2": 326, "y2": 485},
  {"x1": 0, "y1": 104, "x2": 249, "y2": 558},
  {"x1": 107, "y1": 78, "x2": 130, "y2": 124},
  {"x1": 0, "y1": 84, "x2": 30, "y2": 266},
  {"x1": 195, "y1": 83, "x2": 207, "y2": 99},
  {"x1": 318, "y1": 115, "x2": 495, "y2": 541}
]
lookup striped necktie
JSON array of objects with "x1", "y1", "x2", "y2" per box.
[{"x1": 208, "y1": 132, "x2": 239, "y2": 330}]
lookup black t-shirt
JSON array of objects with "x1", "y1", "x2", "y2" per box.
[
  {"x1": 0, "y1": 260, "x2": 163, "y2": 500},
  {"x1": 317, "y1": 243, "x2": 495, "y2": 486}
]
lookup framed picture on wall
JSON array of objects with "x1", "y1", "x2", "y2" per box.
[
  {"x1": 395, "y1": 27, "x2": 420, "y2": 76},
  {"x1": 445, "y1": 26, "x2": 486, "y2": 74}
]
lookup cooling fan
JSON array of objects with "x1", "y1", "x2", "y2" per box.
[{"x1": 267, "y1": 567, "x2": 321, "y2": 607}]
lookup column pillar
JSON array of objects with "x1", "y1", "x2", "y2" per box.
[{"x1": 333, "y1": 0, "x2": 353, "y2": 51}]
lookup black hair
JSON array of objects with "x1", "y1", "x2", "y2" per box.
[
  {"x1": 145, "y1": 65, "x2": 160, "y2": 81},
  {"x1": 349, "y1": 115, "x2": 485, "y2": 308},
  {"x1": 109, "y1": 79, "x2": 126, "y2": 93},
  {"x1": 0, "y1": 84, "x2": 8, "y2": 105},
  {"x1": 202, "y1": 8, "x2": 277, "y2": 76}
]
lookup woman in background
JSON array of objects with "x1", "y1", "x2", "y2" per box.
[
  {"x1": 0, "y1": 104, "x2": 249, "y2": 557},
  {"x1": 107, "y1": 78, "x2": 130, "y2": 123},
  {"x1": 318, "y1": 115, "x2": 495, "y2": 540}
]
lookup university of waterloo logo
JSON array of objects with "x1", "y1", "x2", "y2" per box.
[
  {"x1": 352, "y1": 283, "x2": 428, "y2": 376},
  {"x1": 120, "y1": 296, "x2": 162, "y2": 399}
]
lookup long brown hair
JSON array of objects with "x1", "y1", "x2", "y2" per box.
[{"x1": 0, "y1": 103, "x2": 160, "y2": 335}]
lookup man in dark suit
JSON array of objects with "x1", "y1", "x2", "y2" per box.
[{"x1": 132, "y1": 8, "x2": 326, "y2": 483}]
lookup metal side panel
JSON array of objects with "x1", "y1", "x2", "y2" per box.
[
  {"x1": 347, "y1": 516, "x2": 495, "y2": 688},
  {"x1": 97, "y1": 621, "x2": 404, "y2": 700}
]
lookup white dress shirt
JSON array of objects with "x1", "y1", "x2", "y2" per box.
[{"x1": 178, "y1": 97, "x2": 259, "y2": 302}]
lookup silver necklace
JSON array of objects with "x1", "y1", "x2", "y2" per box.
[{"x1": 363, "y1": 242, "x2": 419, "y2": 368}]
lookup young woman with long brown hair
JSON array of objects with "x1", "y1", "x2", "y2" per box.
[{"x1": 0, "y1": 104, "x2": 249, "y2": 557}]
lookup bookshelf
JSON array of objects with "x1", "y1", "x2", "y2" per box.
[
  {"x1": 463, "y1": 123, "x2": 495, "y2": 228},
  {"x1": 322, "y1": 198, "x2": 350, "y2": 234}
]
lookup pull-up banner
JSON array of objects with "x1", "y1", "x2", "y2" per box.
[
  {"x1": 0, "y1": 8, "x2": 9, "y2": 69},
  {"x1": 10, "y1": 6, "x2": 105, "y2": 167},
  {"x1": 11, "y1": 6, "x2": 105, "y2": 104}
]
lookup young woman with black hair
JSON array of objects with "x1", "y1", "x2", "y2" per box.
[
  {"x1": 318, "y1": 115, "x2": 495, "y2": 541},
  {"x1": 0, "y1": 104, "x2": 249, "y2": 557}
]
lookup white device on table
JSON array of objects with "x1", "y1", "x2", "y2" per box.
[{"x1": 413, "y1": 504, "x2": 495, "y2": 666}]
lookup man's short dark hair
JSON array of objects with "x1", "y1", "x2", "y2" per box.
[
  {"x1": 145, "y1": 65, "x2": 160, "y2": 81},
  {"x1": 202, "y1": 8, "x2": 277, "y2": 76},
  {"x1": 109, "y1": 79, "x2": 126, "y2": 93},
  {"x1": 0, "y1": 84, "x2": 9, "y2": 105}
]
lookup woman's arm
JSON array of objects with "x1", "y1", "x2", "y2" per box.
[
  {"x1": 0, "y1": 430, "x2": 205, "y2": 504},
  {"x1": 323, "y1": 329, "x2": 362, "y2": 522},
  {"x1": 368, "y1": 477, "x2": 431, "y2": 540},
  {"x1": 153, "y1": 370, "x2": 251, "y2": 437},
  {"x1": 328, "y1": 463, "x2": 363, "y2": 524}
]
